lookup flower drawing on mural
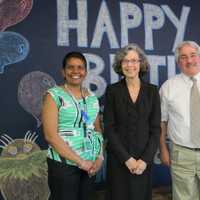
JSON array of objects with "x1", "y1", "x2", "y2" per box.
[
  {"x1": 0, "y1": 31, "x2": 30, "y2": 74},
  {"x1": 0, "y1": 0, "x2": 33, "y2": 31},
  {"x1": 0, "y1": 131, "x2": 50, "y2": 200},
  {"x1": 18, "y1": 71, "x2": 56, "y2": 127}
]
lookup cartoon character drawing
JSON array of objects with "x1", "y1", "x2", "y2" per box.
[
  {"x1": 0, "y1": 31, "x2": 29, "y2": 73},
  {"x1": 0, "y1": 131, "x2": 49, "y2": 200},
  {"x1": 18, "y1": 71, "x2": 56, "y2": 127},
  {"x1": 0, "y1": 0, "x2": 33, "y2": 31}
]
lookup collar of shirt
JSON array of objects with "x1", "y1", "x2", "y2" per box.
[
  {"x1": 193, "y1": 71, "x2": 200, "y2": 81},
  {"x1": 181, "y1": 72, "x2": 200, "y2": 87}
]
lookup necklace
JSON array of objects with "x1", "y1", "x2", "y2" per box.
[
  {"x1": 64, "y1": 84, "x2": 88, "y2": 133},
  {"x1": 64, "y1": 83, "x2": 84, "y2": 100}
]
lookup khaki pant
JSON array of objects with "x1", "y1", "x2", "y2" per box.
[{"x1": 171, "y1": 143, "x2": 200, "y2": 200}]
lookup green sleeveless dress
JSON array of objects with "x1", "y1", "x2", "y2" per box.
[{"x1": 47, "y1": 86, "x2": 103, "y2": 166}]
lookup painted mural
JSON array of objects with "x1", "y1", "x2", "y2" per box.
[{"x1": 0, "y1": 0, "x2": 200, "y2": 199}]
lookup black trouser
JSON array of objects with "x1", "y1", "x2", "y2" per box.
[{"x1": 47, "y1": 158, "x2": 95, "y2": 200}]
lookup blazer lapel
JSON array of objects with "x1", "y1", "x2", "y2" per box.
[{"x1": 118, "y1": 78, "x2": 132, "y2": 105}]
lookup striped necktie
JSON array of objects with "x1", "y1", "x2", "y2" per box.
[{"x1": 190, "y1": 77, "x2": 200, "y2": 146}]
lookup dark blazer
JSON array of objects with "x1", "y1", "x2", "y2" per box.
[{"x1": 103, "y1": 78, "x2": 161, "y2": 164}]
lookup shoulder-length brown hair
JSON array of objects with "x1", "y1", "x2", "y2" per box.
[{"x1": 113, "y1": 43, "x2": 150, "y2": 78}]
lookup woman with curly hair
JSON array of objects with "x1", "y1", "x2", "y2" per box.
[{"x1": 104, "y1": 43, "x2": 161, "y2": 200}]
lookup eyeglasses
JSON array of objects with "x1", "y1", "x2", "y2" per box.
[{"x1": 121, "y1": 59, "x2": 141, "y2": 65}]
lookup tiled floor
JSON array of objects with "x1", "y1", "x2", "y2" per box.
[{"x1": 95, "y1": 186, "x2": 172, "y2": 200}]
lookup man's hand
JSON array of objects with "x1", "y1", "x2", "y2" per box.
[
  {"x1": 160, "y1": 145, "x2": 171, "y2": 166},
  {"x1": 160, "y1": 122, "x2": 171, "y2": 167}
]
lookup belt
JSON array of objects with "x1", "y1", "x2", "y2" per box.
[{"x1": 177, "y1": 144, "x2": 200, "y2": 151}]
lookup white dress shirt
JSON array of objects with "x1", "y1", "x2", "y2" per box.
[{"x1": 160, "y1": 72, "x2": 200, "y2": 148}]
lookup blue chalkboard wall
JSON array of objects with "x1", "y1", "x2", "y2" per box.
[{"x1": 0, "y1": 1, "x2": 200, "y2": 199}]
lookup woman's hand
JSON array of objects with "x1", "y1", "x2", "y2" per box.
[
  {"x1": 78, "y1": 159, "x2": 94, "y2": 172},
  {"x1": 88, "y1": 156, "x2": 104, "y2": 176},
  {"x1": 134, "y1": 159, "x2": 147, "y2": 175},
  {"x1": 125, "y1": 157, "x2": 137, "y2": 173},
  {"x1": 125, "y1": 158, "x2": 147, "y2": 175}
]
